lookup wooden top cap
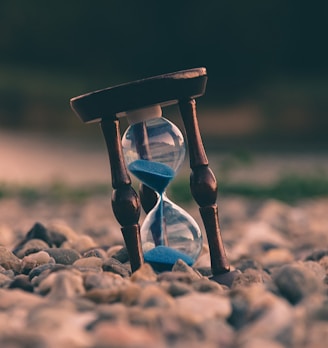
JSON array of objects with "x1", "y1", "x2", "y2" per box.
[{"x1": 70, "y1": 67, "x2": 207, "y2": 123}]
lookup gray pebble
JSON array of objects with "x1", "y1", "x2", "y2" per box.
[
  {"x1": 9, "y1": 274, "x2": 34, "y2": 292},
  {"x1": 29, "y1": 262, "x2": 57, "y2": 280},
  {"x1": 49, "y1": 230, "x2": 68, "y2": 247},
  {"x1": 161, "y1": 280, "x2": 193, "y2": 297},
  {"x1": 236, "y1": 258, "x2": 263, "y2": 272},
  {"x1": 44, "y1": 248, "x2": 81, "y2": 265},
  {"x1": 102, "y1": 257, "x2": 131, "y2": 277},
  {"x1": 111, "y1": 246, "x2": 130, "y2": 263},
  {"x1": 305, "y1": 249, "x2": 328, "y2": 262},
  {"x1": 273, "y1": 262, "x2": 324, "y2": 304},
  {"x1": 192, "y1": 278, "x2": 225, "y2": 293},
  {"x1": 83, "y1": 248, "x2": 107, "y2": 259}
]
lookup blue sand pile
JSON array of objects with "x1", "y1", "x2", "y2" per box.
[
  {"x1": 128, "y1": 159, "x2": 175, "y2": 194},
  {"x1": 144, "y1": 245, "x2": 194, "y2": 272}
]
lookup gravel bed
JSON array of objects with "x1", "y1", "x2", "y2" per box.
[{"x1": 0, "y1": 196, "x2": 327, "y2": 347}]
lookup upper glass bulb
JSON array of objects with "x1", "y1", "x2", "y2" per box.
[{"x1": 121, "y1": 105, "x2": 185, "y2": 174}]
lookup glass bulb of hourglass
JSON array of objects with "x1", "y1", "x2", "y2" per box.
[{"x1": 121, "y1": 107, "x2": 202, "y2": 272}]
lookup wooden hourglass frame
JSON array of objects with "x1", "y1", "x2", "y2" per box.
[{"x1": 70, "y1": 67, "x2": 236, "y2": 285}]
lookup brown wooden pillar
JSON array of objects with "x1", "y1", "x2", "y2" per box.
[
  {"x1": 100, "y1": 117, "x2": 144, "y2": 272},
  {"x1": 179, "y1": 98, "x2": 230, "y2": 275}
]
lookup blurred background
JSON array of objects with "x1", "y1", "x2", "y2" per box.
[{"x1": 0, "y1": 0, "x2": 328, "y2": 199}]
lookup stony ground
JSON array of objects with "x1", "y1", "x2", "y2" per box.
[
  {"x1": 0, "y1": 194, "x2": 328, "y2": 348},
  {"x1": 1, "y1": 129, "x2": 328, "y2": 347}
]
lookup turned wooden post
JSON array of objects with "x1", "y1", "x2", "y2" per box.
[
  {"x1": 100, "y1": 117, "x2": 144, "y2": 272},
  {"x1": 179, "y1": 98, "x2": 230, "y2": 275}
]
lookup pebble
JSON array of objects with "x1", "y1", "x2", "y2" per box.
[
  {"x1": 110, "y1": 245, "x2": 130, "y2": 263},
  {"x1": 137, "y1": 284, "x2": 174, "y2": 308},
  {"x1": 62, "y1": 235, "x2": 97, "y2": 254},
  {"x1": 319, "y1": 255, "x2": 328, "y2": 274},
  {"x1": 29, "y1": 262, "x2": 58, "y2": 280},
  {"x1": 273, "y1": 262, "x2": 325, "y2": 304},
  {"x1": 36, "y1": 268, "x2": 85, "y2": 300},
  {"x1": 0, "y1": 273, "x2": 12, "y2": 287},
  {"x1": 130, "y1": 263, "x2": 157, "y2": 283},
  {"x1": 14, "y1": 238, "x2": 50, "y2": 258},
  {"x1": 44, "y1": 248, "x2": 81, "y2": 265},
  {"x1": 232, "y1": 269, "x2": 272, "y2": 289},
  {"x1": 0, "y1": 288, "x2": 45, "y2": 310},
  {"x1": 161, "y1": 280, "x2": 193, "y2": 297},
  {"x1": 9, "y1": 274, "x2": 34, "y2": 292},
  {"x1": 83, "y1": 248, "x2": 107, "y2": 259},
  {"x1": 305, "y1": 248, "x2": 328, "y2": 262},
  {"x1": 172, "y1": 259, "x2": 203, "y2": 280},
  {"x1": 27, "y1": 222, "x2": 54, "y2": 244},
  {"x1": 192, "y1": 278, "x2": 225, "y2": 293},
  {"x1": 83, "y1": 271, "x2": 126, "y2": 291},
  {"x1": 27, "y1": 304, "x2": 96, "y2": 347},
  {"x1": 120, "y1": 282, "x2": 143, "y2": 306},
  {"x1": 102, "y1": 257, "x2": 131, "y2": 277},
  {"x1": 73, "y1": 256, "x2": 103, "y2": 271},
  {"x1": 0, "y1": 246, "x2": 21, "y2": 273},
  {"x1": 47, "y1": 221, "x2": 79, "y2": 242},
  {"x1": 231, "y1": 285, "x2": 294, "y2": 345},
  {"x1": 21, "y1": 250, "x2": 55, "y2": 274},
  {"x1": 175, "y1": 292, "x2": 231, "y2": 322}
]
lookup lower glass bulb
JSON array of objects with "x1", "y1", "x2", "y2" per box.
[{"x1": 141, "y1": 193, "x2": 203, "y2": 272}]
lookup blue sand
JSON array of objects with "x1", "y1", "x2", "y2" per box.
[
  {"x1": 144, "y1": 245, "x2": 194, "y2": 272},
  {"x1": 128, "y1": 159, "x2": 175, "y2": 194}
]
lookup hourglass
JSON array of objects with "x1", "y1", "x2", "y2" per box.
[
  {"x1": 120, "y1": 105, "x2": 202, "y2": 272},
  {"x1": 70, "y1": 67, "x2": 237, "y2": 285}
]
